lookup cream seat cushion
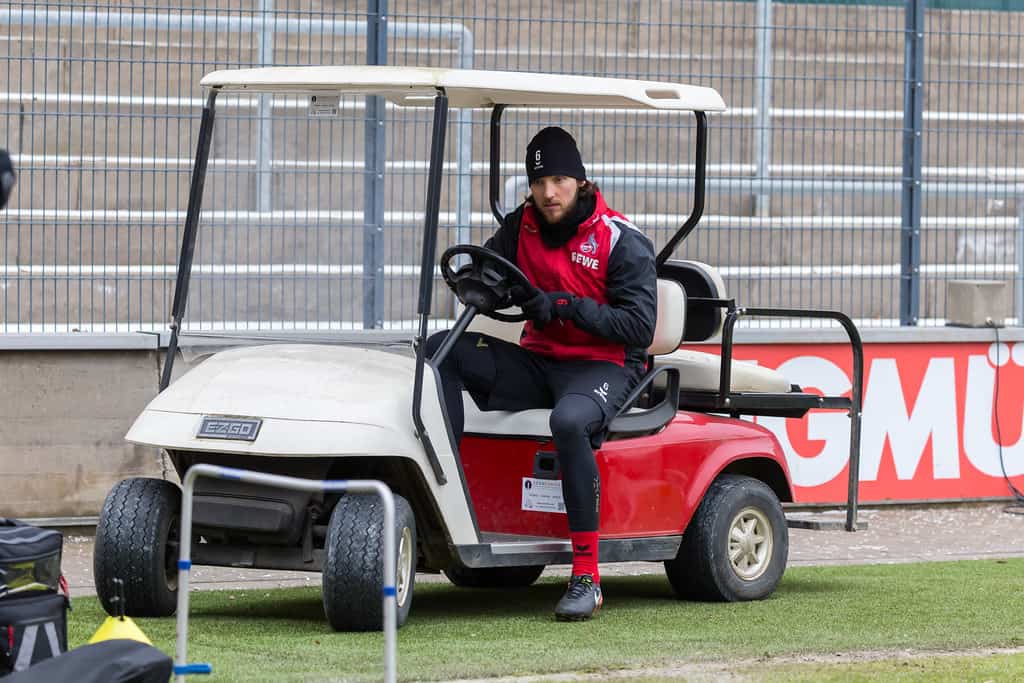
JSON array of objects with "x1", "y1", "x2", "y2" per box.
[
  {"x1": 463, "y1": 396, "x2": 552, "y2": 437},
  {"x1": 656, "y1": 349, "x2": 791, "y2": 394}
]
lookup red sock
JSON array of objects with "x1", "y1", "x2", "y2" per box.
[{"x1": 570, "y1": 531, "x2": 600, "y2": 582}]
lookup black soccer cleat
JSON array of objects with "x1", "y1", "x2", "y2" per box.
[{"x1": 554, "y1": 574, "x2": 603, "y2": 621}]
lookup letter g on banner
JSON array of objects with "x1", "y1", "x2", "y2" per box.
[{"x1": 758, "y1": 356, "x2": 852, "y2": 488}]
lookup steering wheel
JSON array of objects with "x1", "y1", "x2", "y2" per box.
[{"x1": 440, "y1": 245, "x2": 538, "y2": 323}]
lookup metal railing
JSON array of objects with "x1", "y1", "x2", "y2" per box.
[
  {"x1": 175, "y1": 464, "x2": 398, "y2": 683},
  {"x1": 2, "y1": 0, "x2": 1022, "y2": 336}
]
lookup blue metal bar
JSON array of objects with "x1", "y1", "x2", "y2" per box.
[
  {"x1": 364, "y1": 0, "x2": 388, "y2": 329},
  {"x1": 900, "y1": 0, "x2": 925, "y2": 326},
  {"x1": 753, "y1": 0, "x2": 773, "y2": 218},
  {"x1": 255, "y1": 0, "x2": 274, "y2": 213},
  {"x1": 173, "y1": 664, "x2": 212, "y2": 676}
]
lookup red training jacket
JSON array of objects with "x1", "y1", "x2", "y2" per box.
[{"x1": 485, "y1": 190, "x2": 657, "y2": 368}]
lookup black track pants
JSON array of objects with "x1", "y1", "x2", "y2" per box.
[{"x1": 425, "y1": 330, "x2": 643, "y2": 532}]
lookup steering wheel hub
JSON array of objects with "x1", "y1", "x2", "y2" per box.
[{"x1": 440, "y1": 245, "x2": 538, "y2": 323}]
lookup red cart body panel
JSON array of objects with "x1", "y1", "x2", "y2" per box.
[{"x1": 460, "y1": 411, "x2": 790, "y2": 539}]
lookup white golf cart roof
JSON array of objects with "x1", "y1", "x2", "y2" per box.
[{"x1": 199, "y1": 65, "x2": 726, "y2": 112}]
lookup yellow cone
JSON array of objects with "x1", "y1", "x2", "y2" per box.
[{"x1": 88, "y1": 615, "x2": 153, "y2": 645}]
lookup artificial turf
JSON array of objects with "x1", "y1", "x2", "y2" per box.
[
  {"x1": 753, "y1": 651, "x2": 1024, "y2": 682},
  {"x1": 68, "y1": 558, "x2": 1024, "y2": 681}
]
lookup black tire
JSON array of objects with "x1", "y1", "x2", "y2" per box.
[
  {"x1": 443, "y1": 564, "x2": 545, "y2": 588},
  {"x1": 93, "y1": 477, "x2": 181, "y2": 617},
  {"x1": 322, "y1": 493, "x2": 416, "y2": 631},
  {"x1": 665, "y1": 474, "x2": 788, "y2": 602}
]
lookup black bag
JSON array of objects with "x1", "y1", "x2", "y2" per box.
[
  {"x1": 0, "y1": 519, "x2": 68, "y2": 676},
  {"x1": 3, "y1": 640, "x2": 171, "y2": 683},
  {"x1": 0, "y1": 520, "x2": 63, "y2": 599},
  {"x1": 0, "y1": 593, "x2": 68, "y2": 676}
]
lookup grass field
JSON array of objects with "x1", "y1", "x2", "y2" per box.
[{"x1": 69, "y1": 559, "x2": 1024, "y2": 681}]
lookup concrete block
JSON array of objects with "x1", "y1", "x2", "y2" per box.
[
  {"x1": 946, "y1": 280, "x2": 1010, "y2": 327},
  {"x1": 0, "y1": 351, "x2": 165, "y2": 518}
]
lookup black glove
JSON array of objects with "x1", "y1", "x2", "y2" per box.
[
  {"x1": 0, "y1": 150, "x2": 14, "y2": 210},
  {"x1": 547, "y1": 291, "x2": 577, "y2": 321},
  {"x1": 518, "y1": 289, "x2": 552, "y2": 330}
]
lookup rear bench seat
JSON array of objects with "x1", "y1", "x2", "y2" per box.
[
  {"x1": 653, "y1": 259, "x2": 790, "y2": 394},
  {"x1": 655, "y1": 348, "x2": 790, "y2": 394}
]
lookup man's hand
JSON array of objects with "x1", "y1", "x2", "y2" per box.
[
  {"x1": 511, "y1": 287, "x2": 577, "y2": 330},
  {"x1": 547, "y1": 291, "x2": 577, "y2": 321},
  {"x1": 518, "y1": 289, "x2": 553, "y2": 329}
]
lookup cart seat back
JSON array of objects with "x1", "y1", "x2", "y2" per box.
[
  {"x1": 653, "y1": 261, "x2": 791, "y2": 394},
  {"x1": 658, "y1": 259, "x2": 727, "y2": 342}
]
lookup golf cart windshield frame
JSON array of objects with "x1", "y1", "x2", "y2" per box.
[{"x1": 159, "y1": 83, "x2": 714, "y2": 479}]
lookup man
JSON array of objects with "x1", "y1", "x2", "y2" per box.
[
  {"x1": 0, "y1": 150, "x2": 15, "y2": 209},
  {"x1": 426, "y1": 126, "x2": 658, "y2": 621}
]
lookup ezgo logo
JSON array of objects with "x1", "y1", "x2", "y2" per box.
[{"x1": 197, "y1": 416, "x2": 262, "y2": 442}]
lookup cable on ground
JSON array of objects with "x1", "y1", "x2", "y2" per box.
[{"x1": 988, "y1": 321, "x2": 1024, "y2": 516}]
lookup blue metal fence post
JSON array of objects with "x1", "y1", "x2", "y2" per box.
[
  {"x1": 364, "y1": 0, "x2": 387, "y2": 328},
  {"x1": 255, "y1": 0, "x2": 274, "y2": 212},
  {"x1": 753, "y1": 0, "x2": 773, "y2": 218},
  {"x1": 900, "y1": 0, "x2": 925, "y2": 326}
]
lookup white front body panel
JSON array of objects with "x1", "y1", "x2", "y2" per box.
[{"x1": 126, "y1": 344, "x2": 478, "y2": 544}]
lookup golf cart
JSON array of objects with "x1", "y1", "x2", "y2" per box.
[{"x1": 93, "y1": 66, "x2": 864, "y2": 631}]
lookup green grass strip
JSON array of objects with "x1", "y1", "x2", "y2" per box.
[
  {"x1": 69, "y1": 559, "x2": 1024, "y2": 682},
  {"x1": 752, "y1": 651, "x2": 1024, "y2": 682}
]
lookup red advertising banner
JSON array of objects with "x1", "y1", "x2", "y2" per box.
[{"x1": 683, "y1": 342, "x2": 1024, "y2": 504}]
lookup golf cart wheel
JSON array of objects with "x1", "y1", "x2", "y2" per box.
[
  {"x1": 665, "y1": 474, "x2": 788, "y2": 602},
  {"x1": 322, "y1": 493, "x2": 416, "y2": 632},
  {"x1": 93, "y1": 477, "x2": 181, "y2": 617},
  {"x1": 443, "y1": 564, "x2": 545, "y2": 588}
]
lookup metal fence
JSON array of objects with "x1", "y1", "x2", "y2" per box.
[{"x1": 2, "y1": 0, "x2": 1022, "y2": 334}]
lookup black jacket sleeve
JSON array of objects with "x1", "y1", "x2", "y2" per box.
[
  {"x1": 483, "y1": 205, "x2": 523, "y2": 262},
  {"x1": 569, "y1": 225, "x2": 658, "y2": 349}
]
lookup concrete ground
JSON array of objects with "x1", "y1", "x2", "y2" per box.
[{"x1": 61, "y1": 503, "x2": 1024, "y2": 597}]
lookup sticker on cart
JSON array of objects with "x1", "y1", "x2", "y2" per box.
[
  {"x1": 521, "y1": 477, "x2": 566, "y2": 514},
  {"x1": 308, "y1": 94, "x2": 340, "y2": 118}
]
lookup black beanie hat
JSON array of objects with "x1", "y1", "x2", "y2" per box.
[{"x1": 525, "y1": 127, "x2": 586, "y2": 183}]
